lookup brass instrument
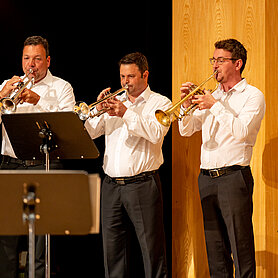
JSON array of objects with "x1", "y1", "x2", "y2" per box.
[
  {"x1": 0, "y1": 69, "x2": 34, "y2": 114},
  {"x1": 74, "y1": 85, "x2": 129, "y2": 120},
  {"x1": 155, "y1": 71, "x2": 218, "y2": 127}
]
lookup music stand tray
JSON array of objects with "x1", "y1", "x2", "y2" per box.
[
  {"x1": 0, "y1": 170, "x2": 100, "y2": 278},
  {"x1": 0, "y1": 170, "x2": 100, "y2": 235}
]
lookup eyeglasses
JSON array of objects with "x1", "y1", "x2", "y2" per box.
[{"x1": 209, "y1": 57, "x2": 238, "y2": 65}]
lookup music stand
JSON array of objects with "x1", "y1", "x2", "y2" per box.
[
  {"x1": 2, "y1": 111, "x2": 100, "y2": 277},
  {"x1": 0, "y1": 170, "x2": 100, "y2": 278},
  {"x1": 2, "y1": 111, "x2": 100, "y2": 161}
]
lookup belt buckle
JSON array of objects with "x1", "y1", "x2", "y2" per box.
[
  {"x1": 24, "y1": 160, "x2": 33, "y2": 167},
  {"x1": 209, "y1": 169, "x2": 221, "y2": 178},
  {"x1": 115, "y1": 178, "x2": 126, "y2": 185}
]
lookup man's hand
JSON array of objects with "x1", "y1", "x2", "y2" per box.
[
  {"x1": 0, "y1": 76, "x2": 22, "y2": 98},
  {"x1": 105, "y1": 97, "x2": 127, "y2": 118},
  {"x1": 18, "y1": 89, "x2": 40, "y2": 105},
  {"x1": 96, "y1": 87, "x2": 111, "y2": 112},
  {"x1": 180, "y1": 82, "x2": 196, "y2": 108},
  {"x1": 191, "y1": 89, "x2": 217, "y2": 110}
]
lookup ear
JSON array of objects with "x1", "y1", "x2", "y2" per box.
[
  {"x1": 235, "y1": 59, "x2": 243, "y2": 72},
  {"x1": 142, "y1": 70, "x2": 149, "y2": 80},
  {"x1": 46, "y1": 56, "x2": 51, "y2": 68}
]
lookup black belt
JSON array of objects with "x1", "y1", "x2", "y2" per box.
[
  {"x1": 2, "y1": 155, "x2": 45, "y2": 167},
  {"x1": 201, "y1": 165, "x2": 249, "y2": 178},
  {"x1": 106, "y1": 170, "x2": 158, "y2": 185}
]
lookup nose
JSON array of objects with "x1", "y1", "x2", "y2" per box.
[
  {"x1": 213, "y1": 62, "x2": 219, "y2": 72},
  {"x1": 122, "y1": 77, "x2": 129, "y2": 86},
  {"x1": 28, "y1": 58, "x2": 36, "y2": 68}
]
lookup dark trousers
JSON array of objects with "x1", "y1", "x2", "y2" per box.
[
  {"x1": 101, "y1": 172, "x2": 168, "y2": 278},
  {"x1": 198, "y1": 166, "x2": 256, "y2": 278},
  {"x1": 0, "y1": 157, "x2": 63, "y2": 278},
  {"x1": 0, "y1": 236, "x2": 19, "y2": 278}
]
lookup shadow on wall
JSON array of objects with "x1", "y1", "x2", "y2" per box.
[
  {"x1": 262, "y1": 136, "x2": 278, "y2": 187},
  {"x1": 261, "y1": 136, "x2": 278, "y2": 276},
  {"x1": 256, "y1": 250, "x2": 278, "y2": 277}
]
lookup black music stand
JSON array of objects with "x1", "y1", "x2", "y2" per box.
[
  {"x1": 0, "y1": 170, "x2": 100, "y2": 278},
  {"x1": 2, "y1": 111, "x2": 99, "y2": 161},
  {"x1": 2, "y1": 111, "x2": 100, "y2": 278}
]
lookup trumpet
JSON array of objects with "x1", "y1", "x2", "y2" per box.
[
  {"x1": 74, "y1": 85, "x2": 129, "y2": 120},
  {"x1": 0, "y1": 69, "x2": 34, "y2": 114},
  {"x1": 155, "y1": 71, "x2": 218, "y2": 127}
]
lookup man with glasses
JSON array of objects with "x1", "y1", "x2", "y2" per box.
[{"x1": 178, "y1": 39, "x2": 265, "y2": 277}]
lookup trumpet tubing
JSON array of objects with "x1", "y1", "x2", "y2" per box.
[
  {"x1": 0, "y1": 69, "x2": 34, "y2": 114},
  {"x1": 155, "y1": 71, "x2": 218, "y2": 127},
  {"x1": 74, "y1": 85, "x2": 128, "y2": 120}
]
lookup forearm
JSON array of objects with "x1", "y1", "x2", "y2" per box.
[
  {"x1": 84, "y1": 116, "x2": 105, "y2": 140},
  {"x1": 123, "y1": 109, "x2": 169, "y2": 144},
  {"x1": 178, "y1": 107, "x2": 203, "y2": 136}
]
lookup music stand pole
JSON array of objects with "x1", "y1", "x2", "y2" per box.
[
  {"x1": 23, "y1": 185, "x2": 37, "y2": 278},
  {"x1": 44, "y1": 155, "x2": 50, "y2": 278},
  {"x1": 39, "y1": 128, "x2": 52, "y2": 278},
  {"x1": 29, "y1": 218, "x2": 35, "y2": 278}
]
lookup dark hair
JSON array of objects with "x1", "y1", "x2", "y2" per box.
[
  {"x1": 119, "y1": 52, "x2": 149, "y2": 76},
  {"x1": 23, "y1": 36, "x2": 49, "y2": 57},
  {"x1": 215, "y1": 39, "x2": 247, "y2": 74}
]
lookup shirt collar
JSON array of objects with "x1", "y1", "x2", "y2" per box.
[
  {"x1": 229, "y1": 78, "x2": 248, "y2": 94},
  {"x1": 138, "y1": 85, "x2": 151, "y2": 100},
  {"x1": 217, "y1": 78, "x2": 248, "y2": 95},
  {"x1": 34, "y1": 70, "x2": 53, "y2": 87},
  {"x1": 119, "y1": 85, "x2": 151, "y2": 104}
]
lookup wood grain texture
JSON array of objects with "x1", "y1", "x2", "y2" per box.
[
  {"x1": 263, "y1": 0, "x2": 278, "y2": 276},
  {"x1": 172, "y1": 0, "x2": 277, "y2": 277}
]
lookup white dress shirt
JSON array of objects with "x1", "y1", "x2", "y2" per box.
[
  {"x1": 178, "y1": 78, "x2": 265, "y2": 169},
  {"x1": 85, "y1": 86, "x2": 172, "y2": 177},
  {"x1": 0, "y1": 70, "x2": 75, "y2": 158}
]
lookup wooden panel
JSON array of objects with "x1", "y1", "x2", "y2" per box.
[
  {"x1": 263, "y1": 0, "x2": 278, "y2": 276},
  {"x1": 172, "y1": 0, "x2": 274, "y2": 277}
]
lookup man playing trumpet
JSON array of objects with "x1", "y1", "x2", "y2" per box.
[
  {"x1": 178, "y1": 39, "x2": 265, "y2": 277},
  {"x1": 0, "y1": 36, "x2": 75, "y2": 278},
  {"x1": 85, "y1": 52, "x2": 171, "y2": 278}
]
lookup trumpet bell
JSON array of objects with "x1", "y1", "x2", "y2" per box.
[
  {"x1": 0, "y1": 98, "x2": 17, "y2": 114},
  {"x1": 0, "y1": 69, "x2": 34, "y2": 114},
  {"x1": 74, "y1": 101, "x2": 90, "y2": 121},
  {"x1": 155, "y1": 71, "x2": 218, "y2": 127},
  {"x1": 155, "y1": 110, "x2": 171, "y2": 127},
  {"x1": 155, "y1": 109, "x2": 180, "y2": 127}
]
